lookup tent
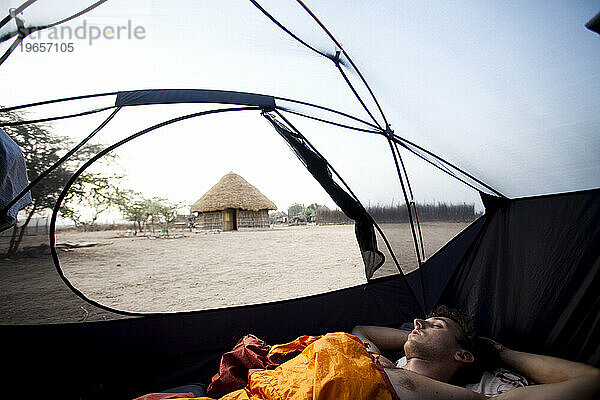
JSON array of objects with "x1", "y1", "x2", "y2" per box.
[{"x1": 0, "y1": 1, "x2": 598, "y2": 399}]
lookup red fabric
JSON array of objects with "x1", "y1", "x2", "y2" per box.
[
  {"x1": 133, "y1": 392, "x2": 195, "y2": 400},
  {"x1": 370, "y1": 354, "x2": 401, "y2": 400},
  {"x1": 206, "y1": 334, "x2": 300, "y2": 398}
]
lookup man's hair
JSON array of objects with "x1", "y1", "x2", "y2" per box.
[
  {"x1": 427, "y1": 305, "x2": 499, "y2": 384},
  {"x1": 427, "y1": 305, "x2": 476, "y2": 352}
]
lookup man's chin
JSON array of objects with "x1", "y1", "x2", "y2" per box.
[{"x1": 404, "y1": 340, "x2": 420, "y2": 358}]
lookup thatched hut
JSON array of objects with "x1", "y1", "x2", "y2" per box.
[{"x1": 190, "y1": 172, "x2": 277, "y2": 231}]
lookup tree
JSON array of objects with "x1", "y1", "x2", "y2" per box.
[
  {"x1": 288, "y1": 203, "x2": 304, "y2": 217},
  {"x1": 115, "y1": 193, "x2": 184, "y2": 236},
  {"x1": 154, "y1": 197, "x2": 181, "y2": 235},
  {"x1": 2, "y1": 109, "x2": 118, "y2": 256},
  {"x1": 144, "y1": 197, "x2": 164, "y2": 234},
  {"x1": 61, "y1": 173, "x2": 124, "y2": 231},
  {"x1": 114, "y1": 190, "x2": 149, "y2": 235},
  {"x1": 303, "y1": 203, "x2": 320, "y2": 218}
]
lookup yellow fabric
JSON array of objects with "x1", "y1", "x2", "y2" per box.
[
  {"x1": 185, "y1": 332, "x2": 394, "y2": 400},
  {"x1": 268, "y1": 334, "x2": 322, "y2": 355}
]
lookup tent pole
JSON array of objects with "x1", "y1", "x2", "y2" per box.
[{"x1": 387, "y1": 136, "x2": 428, "y2": 313}]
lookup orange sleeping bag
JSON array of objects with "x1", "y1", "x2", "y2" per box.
[{"x1": 181, "y1": 332, "x2": 397, "y2": 400}]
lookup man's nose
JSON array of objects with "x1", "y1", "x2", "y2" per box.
[{"x1": 414, "y1": 318, "x2": 425, "y2": 329}]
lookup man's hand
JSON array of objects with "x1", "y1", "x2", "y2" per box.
[
  {"x1": 478, "y1": 337, "x2": 505, "y2": 353},
  {"x1": 370, "y1": 352, "x2": 397, "y2": 369},
  {"x1": 479, "y1": 338, "x2": 600, "y2": 400}
]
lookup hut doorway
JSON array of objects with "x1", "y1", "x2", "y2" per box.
[{"x1": 222, "y1": 208, "x2": 237, "y2": 231}]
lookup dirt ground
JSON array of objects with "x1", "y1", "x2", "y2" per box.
[{"x1": 0, "y1": 222, "x2": 470, "y2": 323}]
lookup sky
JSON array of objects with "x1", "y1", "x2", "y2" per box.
[{"x1": 1, "y1": 1, "x2": 599, "y2": 218}]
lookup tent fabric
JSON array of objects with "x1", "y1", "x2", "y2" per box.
[
  {"x1": 392, "y1": 137, "x2": 504, "y2": 198},
  {"x1": 0, "y1": 127, "x2": 31, "y2": 230},
  {"x1": 586, "y1": 12, "x2": 600, "y2": 34},
  {"x1": 0, "y1": 1, "x2": 108, "y2": 43},
  {"x1": 0, "y1": 1, "x2": 109, "y2": 66},
  {"x1": 440, "y1": 189, "x2": 600, "y2": 366},
  {"x1": 2, "y1": 1, "x2": 598, "y2": 199},
  {"x1": 406, "y1": 216, "x2": 486, "y2": 312},
  {"x1": 264, "y1": 112, "x2": 385, "y2": 280},
  {"x1": 115, "y1": 89, "x2": 276, "y2": 108}
]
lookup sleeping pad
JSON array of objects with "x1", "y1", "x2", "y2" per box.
[{"x1": 168, "y1": 332, "x2": 398, "y2": 400}]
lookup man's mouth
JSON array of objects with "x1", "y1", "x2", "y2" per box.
[{"x1": 410, "y1": 329, "x2": 420, "y2": 336}]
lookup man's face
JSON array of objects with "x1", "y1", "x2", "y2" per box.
[{"x1": 404, "y1": 317, "x2": 464, "y2": 362}]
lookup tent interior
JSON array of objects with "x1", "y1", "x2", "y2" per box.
[{"x1": 0, "y1": 1, "x2": 599, "y2": 399}]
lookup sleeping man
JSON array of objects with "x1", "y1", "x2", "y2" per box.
[{"x1": 352, "y1": 305, "x2": 600, "y2": 400}]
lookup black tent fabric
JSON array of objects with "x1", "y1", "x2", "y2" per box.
[
  {"x1": 264, "y1": 112, "x2": 385, "y2": 280},
  {"x1": 586, "y1": 12, "x2": 600, "y2": 35},
  {"x1": 406, "y1": 216, "x2": 486, "y2": 311},
  {"x1": 440, "y1": 189, "x2": 600, "y2": 366},
  {"x1": 116, "y1": 89, "x2": 276, "y2": 108}
]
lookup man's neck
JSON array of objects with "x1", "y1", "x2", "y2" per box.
[{"x1": 403, "y1": 357, "x2": 455, "y2": 383}]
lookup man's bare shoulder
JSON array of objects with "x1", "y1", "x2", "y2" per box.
[{"x1": 384, "y1": 368, "x2": 486, "y2": 400}]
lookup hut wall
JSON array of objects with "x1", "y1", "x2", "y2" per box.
[
  {"x1": 197, "y1": 211, "x2": 222, "y2": 230},
  {"x1": 238, "y1": 209, "x2": 270, "y2": 229},
  {"x1": 315, "y1": 208, "x2": 353, "y2": 225}
]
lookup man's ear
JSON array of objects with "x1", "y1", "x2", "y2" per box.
[{"x1": 453, "y1": 350, "x2": 474, "y2": 364}]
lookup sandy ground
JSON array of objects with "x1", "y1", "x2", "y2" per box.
[{"x1": 0, "y1": 222, "x2": 470, "y2": 323}]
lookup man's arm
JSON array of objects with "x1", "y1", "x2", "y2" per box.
[
  {"x1": 383, "y1": 344, "x2": 600, "y2": 400},
  {"x1": 384, "y1": 368, "x2": 487, "y2": 400},
  {"x1": 490, "y1": 341, "x2": 600, "y2": 400},
  {"x1": 352, "y1": 325, "x2": 410, "y2": 368},
  {"x1": 351, "y1": 325, "x2": 410, "y2": 354}
]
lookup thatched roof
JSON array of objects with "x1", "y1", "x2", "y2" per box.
[{"x1": 190, "y1": 172, "x2": 277, "y2": 213}]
